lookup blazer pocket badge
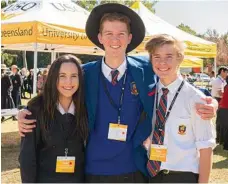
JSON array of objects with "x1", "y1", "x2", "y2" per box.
[
  {"x1": 178, "y1": 125, "x2": 186, "y2": 135},
  {"x1": 130, "y1": 82, "x2": 139, "y2": 95}
]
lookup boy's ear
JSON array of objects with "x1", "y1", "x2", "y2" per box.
[
  {"x1": 98, "y1": 33, "x2": 103, "y2": 44},
  {"x1": 178, "y1": 53, "x2": 184, "y2": 63}
]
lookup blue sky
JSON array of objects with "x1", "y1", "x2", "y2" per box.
[{"x1": 154, "y1": 0, "x2": 228, "y2": 35}]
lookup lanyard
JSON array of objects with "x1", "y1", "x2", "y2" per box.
[
  {"x1": 155, "y1": 80, "x2": 185, "y2": 125},
  {"x1": 101, "y1": 70, "x2": 127, "y2": 124},
  {"x1": 57, "y1": 113, "x2": 74, "y2": 157}
]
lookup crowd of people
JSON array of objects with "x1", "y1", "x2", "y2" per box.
[
  {"x1": 181, "y1": 67, "x2": 228, "y2": 152},
  {"x1": 211, "y1": 67, "x2": 228, "y2": 151},
  {"x1": 1, "y1": 64, "x2": 50, "y2": 121}
]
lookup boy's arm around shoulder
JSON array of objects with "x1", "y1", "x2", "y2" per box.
[
  {"x1": 19, "y1": 97, "x2": 42, "y2": 183},
  {"x1": 82, "y1": 61, "x2": 99, "y2": 72},
  {"x1": 190, "y1": 91, "x2": 216, "y2": 150}
]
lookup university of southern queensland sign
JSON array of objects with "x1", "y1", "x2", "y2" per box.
[{"x1": 1, "y1": 1, "x2": 93, "y2": 46}]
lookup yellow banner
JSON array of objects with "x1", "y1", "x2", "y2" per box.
[
  {"x1": 180, "y1": 59, "x2": 203, "y2": 68},
  {"x1": 184, "y1": 41, "x2": 217, "y2": 58},
  {"x1": 1, "y1": 21, "x2": 94, "y2": 46},
  {"x1": 136, "y1": 36, "x2": 217, "y2": 58},
  {"x1": 2, "y1": 21, "x2": 217, "y2": 58},
  {"x1": 36, "y1": 22, "x2": 93, "y2": 46},
  {"x1": 1, "y1": 22, "x2": 37, "y2": 44}
]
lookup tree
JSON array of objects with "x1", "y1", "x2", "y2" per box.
[
  {"x1": 217, "y1": 32, "x2": 228, "y2": 65},
  {"x1": 74, "y1": 0, "x2": 157, "y2": 13},
  {"x1": 1, "y1": 51, "x2": 19, "y2": 67},
  {"x1": 1, "y1": 0, "x2": 16, "y2": 9},
  {"x1": 1, "y1": 1, "x2": 7, "y2": 8},
  {"x1": 204, "y1": 28, "x2": 220, "y2": 42},
  {"x1": 177, "y1": 23, "x2": 197, "y2": 36},
  {"x1": 74, "y1": 0, "x2": 97, "y2": 12},
  {"x1": 25, "y1": 51, "x2": 51, "y2": 69},
  {"x1": 176, "y1": 25, "x2": 228, "y2": 66},
  {"x1": 203, "y1": 29, "x2": 228, "y2": 66},
  {"x1": 221, "y1": 32, "x2": 228, "y2": 46}
]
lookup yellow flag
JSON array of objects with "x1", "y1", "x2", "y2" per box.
[{"x1": 131, "y1": 1, "x2": 140, "y2": 9}]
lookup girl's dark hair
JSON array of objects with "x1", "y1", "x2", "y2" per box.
[
  {"x1": 28, "y1": 54, "x2": 88, "y2": 141},
  {"x1": 226, "y1": 76, "x2": 228, "y2": 84}
]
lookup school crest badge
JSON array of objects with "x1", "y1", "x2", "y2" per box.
[
  {"x1": 130, "y1": 82, "x2": 139, "y2": 95},
  {"x1": 178, "y1": 125, "x2": 186, "y2": 135}
]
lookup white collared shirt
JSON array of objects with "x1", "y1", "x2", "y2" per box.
[
  {"x1": 101, "y1": 57, "x2": 127, "y2": 82},
  {"x1": 57, "y1": 101, "x2": 75, "y2": 115},
  {"x1": 211, "y1": 75, "x2": 226, "y2": 98},
  {"x1": 150, "y1": 76, "x2": 216, "y2": 174}
]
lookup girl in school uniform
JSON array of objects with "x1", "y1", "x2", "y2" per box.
[{"x1": 19, "y1": 55, "x2": 88, "y2": 183}]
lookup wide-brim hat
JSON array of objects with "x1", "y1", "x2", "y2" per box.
[
  {"x1": 85, "y1": 3, "x2": 145, "y2": 53},
  {"x1": 11, "y1": 65, "x2": 19, "y2": 70},
  {"x1": 1, "y1": 64, "x2": 8, "y2": 70}
]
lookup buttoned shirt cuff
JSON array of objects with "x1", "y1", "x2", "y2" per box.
[{"x1": 196, "y1": 139, "x2": 216, "y2": 150}]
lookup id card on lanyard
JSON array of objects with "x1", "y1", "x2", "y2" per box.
[
  {"x1": 101, "y1": 69, "x2": 128, "y2": 142},
  {"x1": 55, "y1": 116, "x2": 76, "y2": 173},
  {"x1": 149, "y1": 80, "x2": 185, "y2": 162}
]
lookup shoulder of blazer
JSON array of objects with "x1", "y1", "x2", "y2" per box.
[
  {"x1": 82, "y1": 60, "x2": 101, "y2": 73},
  {"x1": 127, "y1": 56, "x2": 157, "y2": 83},
  {"x1": 127, "y1": 55, "x2": 151, "y2": 67}
]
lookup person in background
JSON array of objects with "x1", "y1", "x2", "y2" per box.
[
  {"x1": 27, "y1": 69, "x2": 34, "y2": 99},
  {"x1": 181, "y1": 73, "x2": 187, "y2": 81},
  {"x1": 186, "y1": 74, "x2": 192, "y2": 82},
  {"x1": 211, "y1": 66, "x2": 228, "y2": 103},
  {"x1": 37, "y1": 69, "x2": 48, "y2": 94},
  {"x1": 47, "y1": 64, "x2": 51, "y2": 70},
  {"x1": 10, "y1": 65, "x2": 22, "y2": 120},
  {"x1": 1, "y1": 64, "x2": 15, "y2": 122},
  {"x1": 211, "y1": 66, "x2": 228, "y2": 143},
  {"x1": 209, "y1": 71, "x2": 215, "y2": 82},
  {"x1": 216, "y1": 76, "x2": 228, "y2": 150},
  {"x1": 209, "y1": 71, "x2": 216, "y2": 85},
  {"x1": 144, "y1": 34, "x2": 216, "y2": 183},
  {"x1": 19, "y1": 55, "x2": 88, "y2": 183},
  {"x1": 20, "y1": 68, "x2": 28, "y2": 99}
]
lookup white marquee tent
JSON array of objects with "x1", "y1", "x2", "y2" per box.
[
  {"x1": 1, "y1": 0, "x2": 103, "y2": 93},
  {"x1": 131, "y1": 2, "x2": 217, "y2": 59}
]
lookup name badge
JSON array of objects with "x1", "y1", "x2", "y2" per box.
[
  {"x1": 150, "y1": 144, "x2": 167, "y2": 162},
  {"x1": 56, "y1": 156, "x2": 75, "y2": 173},
  {"x1": 108, "y1": 123, "x2": 128, "y2": 142}
]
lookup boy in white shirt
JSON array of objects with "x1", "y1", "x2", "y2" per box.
[{"x1": 144, "y1": 34, "x2": 216, "y2": 183}]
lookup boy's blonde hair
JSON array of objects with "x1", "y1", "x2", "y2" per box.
[
  {"x1": 145, "y1": 34, "x2": 185, "y2": 59},
  {"x1": 99, "y1": 12, "x2": 131, "y2": 33}
]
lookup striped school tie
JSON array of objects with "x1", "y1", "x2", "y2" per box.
[
  {"x1": 147, "y1": 88, "x2": 169, "y2": 177},
  {"x1": 111, "y1": 70, "x2": 119, "y2": 85}
]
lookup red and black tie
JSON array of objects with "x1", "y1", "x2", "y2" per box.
[
  {"x1": 111, "y1": 70, "x2": 119, "y2": 85},
  {"x1": 147, "y1": 88, "x2": 169, "y2": 177}
]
